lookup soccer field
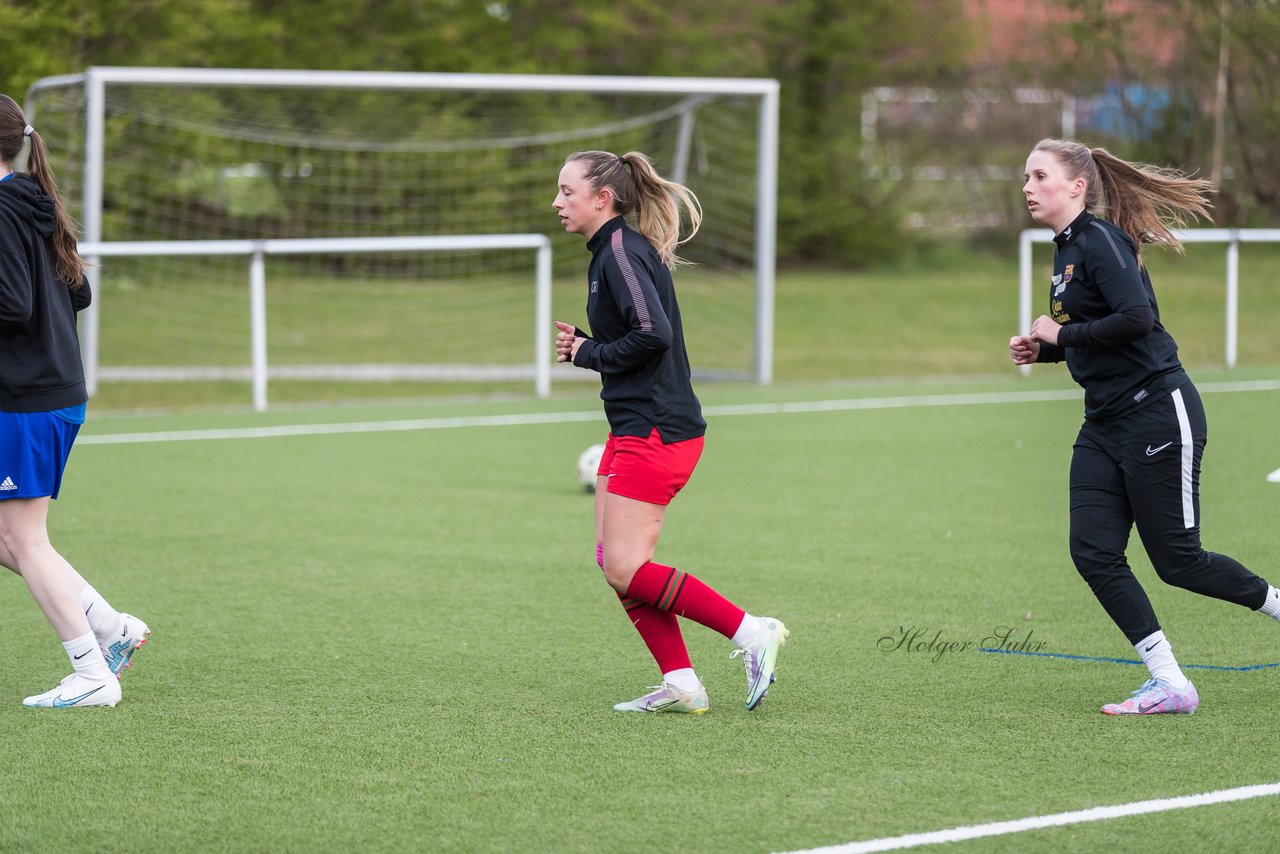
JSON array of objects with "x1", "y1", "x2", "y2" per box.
[{"x1": 2, "y1": 371, "x2": 1279, "y2": 851}]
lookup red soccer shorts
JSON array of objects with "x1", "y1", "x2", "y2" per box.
[{"x1": 597, "y1": 428, "x2": 704, "y2": 506}]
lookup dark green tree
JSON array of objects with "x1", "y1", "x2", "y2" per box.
[{"x1": 5, "y1": 0, "x2": 974, "y2": 264}]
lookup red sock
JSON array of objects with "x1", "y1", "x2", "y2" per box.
[
  {"x1": 625, "y1": 562, "x2": 746, "y2": 639},
  {"x1": 617, "y1": 594, "x2": 692, "y2": 673},
  {"x1": 600, "y1": 543, "x2": 692, "y2": 672}
]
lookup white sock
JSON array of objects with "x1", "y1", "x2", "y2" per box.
[
  {"x1": 664, "y1": 668, "x2": 701, "y2": 693},
  {"x1": 1135, "y1": 630, "x2": 1189, "y2": 691},
  {"x1": 1259, "y1": 585, "x2": 1280, "y2": 621},
  {"x1": 731, "y1": 614, "x2": 764, "y2": 650},
  {"x1": 62, "y1": 632, "x2": 112, "y2": 680},
  {"x1": 80, "y1": 584, "x2": 121, "y2": 638}
]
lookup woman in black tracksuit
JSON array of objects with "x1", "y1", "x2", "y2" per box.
[{"x1": 1011, "y1": 138, "x2": 1280, "y2": 715}]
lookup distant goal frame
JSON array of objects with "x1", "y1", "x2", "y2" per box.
[{"x1": 27, "y1": 67, "x2": 781, "y2": 400}]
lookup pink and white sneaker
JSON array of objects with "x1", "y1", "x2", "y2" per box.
[{"x1": 1101, "y1": 678, "x2": 1198, "y2": 715}]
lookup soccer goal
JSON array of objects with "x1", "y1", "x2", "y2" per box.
[{"x1": 26, "y1": 68, "x2": 779, "y2": 409}]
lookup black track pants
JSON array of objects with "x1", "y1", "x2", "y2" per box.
[{"x1": 1068, "y1": 382, "x2": 1270, "y2": 644}]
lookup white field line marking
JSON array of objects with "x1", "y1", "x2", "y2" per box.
[
  {"x1": 77, "y1": 410, "x2": 604, "y2": 445},
  {"x1": 1268, "y1": 467, "x2": 1280, "y2": 483},
  {"x1": 77, "y1": 379, "x2": 1280, "y2": 446},
  {"x1": 779, "y1": 781, "x2": 1280, "y2": 854}
]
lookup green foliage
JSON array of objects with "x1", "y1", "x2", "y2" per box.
[
  {"x1": 1220, "y1": 0, "x2": 1280, "y2": 217},
  {"x1": 754, "y1": 0, "x2": 971, "y2": 263},
  {"x1": 3, "y1": 0, "x2": 975, "y2": 267},
  {"x1": 1047, "y1": 0, "x2": 1280, "y2": 224},
  {"x1": 6, "y1": 0, "x2": 1279, "y2": 265}
]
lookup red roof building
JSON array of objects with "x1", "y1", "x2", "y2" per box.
[{"x1": 964, "y1": 0, "x2": 1183, "y2": 71}]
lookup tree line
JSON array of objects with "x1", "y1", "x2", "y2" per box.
[{"x1": 1, "y1": 0, "x2": 1275, "y2": 264}]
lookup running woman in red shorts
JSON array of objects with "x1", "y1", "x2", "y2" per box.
[{"x1": 553, "y1": 150, "x2": 787, "y2": 714}]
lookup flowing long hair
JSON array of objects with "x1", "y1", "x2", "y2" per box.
[
  {"x1": 1033, "y1": 138, "x2": 1213, "y2": 261},
  {"x1": 565, "y1": 150, "x2": 702, "y2": 268}
]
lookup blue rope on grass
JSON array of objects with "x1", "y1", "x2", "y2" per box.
[{"x1": 978, "y1": 646, "x2": 1280, "y2": 672}]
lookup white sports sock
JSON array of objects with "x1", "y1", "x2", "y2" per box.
[
  {"x1": 62, "y1": 632, "x2": 112, "y2": 680},
  {"x1": 731, "y1": 614, "x2": 763, "y2": 650},
  {"x1": 1259, "y1": 585, "x2": 1280, "y2": 621},
  {"x1": 1135, "y1": 630, "x2": 1189, "y2": 691},
  {"x1": 663, "y1": 668, "x2": 701, "y2": 693},
  {"x1": 80, "y1": 584, "x2": 121, "y2": 638}
]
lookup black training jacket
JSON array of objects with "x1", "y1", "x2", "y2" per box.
[
  {"x1": 0, "y1": 174, "x2": 90, "y2": 412},
  {"x1": 572, "y1": 216, "x2": 706, "y2": 442},
  {"x1": 1035, "y1": 210, "x2": 1187, "y2": 421}
]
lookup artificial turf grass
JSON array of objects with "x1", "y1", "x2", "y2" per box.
[{"x1": 2, "y1": 378, "x2": 1277, "y2": 851}]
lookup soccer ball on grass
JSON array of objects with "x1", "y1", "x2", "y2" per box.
[{"x1": 576, "y1": 443, "x2": 606, "y2": 492}]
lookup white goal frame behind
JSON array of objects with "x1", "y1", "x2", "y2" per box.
[
  {"x1": 28, "y1": 67, "x2": 781, "y2": 400},
  {"x1": 1018, "y1": 228, "x2": 1280, "y2": 375}
]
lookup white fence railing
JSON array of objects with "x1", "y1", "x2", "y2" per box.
[
  {"x1": 79, "y1": 235, "x2": 553, "y2": 410},
  {"x1": 1018, "y1": 228, "x2": 1280, "y2": 375}
]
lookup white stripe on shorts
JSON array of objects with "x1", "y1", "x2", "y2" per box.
[{"x1": 1170, "y1": 387, "x2": 1195, "y2": 528}]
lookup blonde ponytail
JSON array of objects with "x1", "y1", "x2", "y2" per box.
[{"x1": 564, "y1": 150, "x2": 702, "y2": 268}]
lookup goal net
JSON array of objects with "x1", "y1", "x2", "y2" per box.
[{"x1": 26, "y1": 69, "x2": 777, "y2": 409}]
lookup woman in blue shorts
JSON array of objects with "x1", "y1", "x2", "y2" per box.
[
  {"x1": 0, "y1": 94, "x2": 149, "y2": 709},
  {"x1": 553, "y1": 150, "x2": 788, "y2": 714}
]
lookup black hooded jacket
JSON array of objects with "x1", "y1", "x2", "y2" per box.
[
  {"x1": 571, "y1": 216, "x2": 705, "y2": 442},
  {"x1": 0, "y1": 174, "x2": 90, "y2": 412}
]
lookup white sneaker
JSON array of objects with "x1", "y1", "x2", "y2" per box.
[
  {"x1": 731, "y1": 617, "x2": 789, "y2": 711},
  {"x1": 102, "y1": 613, "x2": 151, "y2": 678},
  {"x1": 1101, "y1": 678, "x2": 1199, "y2": 715},
  {"x1": 613, "y1": 682, "x2": 710, "y2": 714},
  {"x1": 23, "y1": 672, "x2": 122, "y2": 708}
]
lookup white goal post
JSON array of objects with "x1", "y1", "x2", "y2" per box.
[
  {"x1": 26, "y1": 67, "x2": 780, "y2": 407},
  {"x1": 1018, "y1": 228, "x2": 1280, "y2": 375}
]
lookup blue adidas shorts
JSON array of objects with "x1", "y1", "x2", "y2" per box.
[{"x1": 0, "y1": 407, "x2": 84, "y2": 500}]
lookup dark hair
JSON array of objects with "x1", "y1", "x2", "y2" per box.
[
  {"x1": 564, "y1": 150, "x2": 702, "y2": 268},
  {"x1": 0, "y1": 94, "x2": 85, "y2": 286},
  {"x1": 1033, "y1": 138, "x2": 1213, "y2": 260}
]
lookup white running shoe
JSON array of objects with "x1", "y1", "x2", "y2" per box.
[
  {"x1": 731, "y1": 617, "x2": 789, "y2": 711},
  {"x1": 102, "y1": 613, "x2": 151, "y2": 678},
  {"x1": 23, "y1": 672, "x2": 122, "y2": 708},
  {"x1": 613, "y1": 682, "x2": 710, "y2": 714}
]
